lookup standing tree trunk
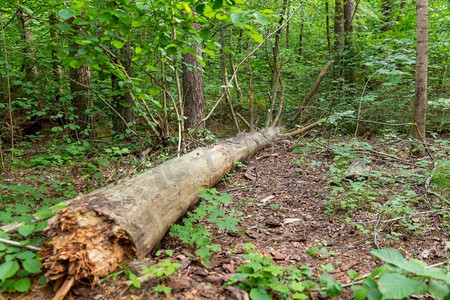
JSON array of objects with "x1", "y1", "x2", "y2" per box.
[
  {"x1": 326, "y1": 0, "x2": 332, "y2": 53},
  {"x1": 412, "y1": 0, "x2": 428, "y2": 155},
  {"x1": 343, "y1": 0, "x2": 355, "y2": 84},
  {"x1": 220, "y1": 29, "x2": 240, "y2": 134},
  {"x1": 271, "y1": 0, "x2": 288, "y2": 89},
  {"x1": 69, "y1": 15, "x2": 94, "y2": 137},
  {"x1": 286, "y1": 7, "x2": 290, "y2": 49},
  {"x1": 298, "y1": 23, "x2": 304, "y2": 57},
  {"x1": 381, "y1": 0, "x2": 393, "y2": 32},
  {"x1": 49, "y1": 13, "x2": 63, "y2": 99},
  {"x1": 396, "y1": 0, "x2": 407, "y2": 23},
  {"x1": 111, "y1": 41, "x2": 135, "y2": 135},
  {"x1": 182, "y1": 23, "x2": 205, "y2": 129},
  {"x1": 17, "y1": 4, "x2": 38, "y2": 79},
  {"x1": 334, "y1": 0, "x2": 344, "y2": 77}
]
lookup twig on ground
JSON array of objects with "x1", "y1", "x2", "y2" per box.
[
  {"x1": 354, "y1": 149, "x2": 417, "y2": 166},
  {"x1": 0, "y1": 237, "x2": 41, "y2": 251},
  {"x1": 351, "y1": 208, "x2": 449, "y2": 225},
  {"x1": 373, "y1": 213, "x2": 382, "y2": 249}
]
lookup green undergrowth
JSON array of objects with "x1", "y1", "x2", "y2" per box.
[
  {"x1": 291, "y1": 136, "x2": 450, "y2": 236},
  {"x1": 169, "y1": 188, "x2": 243, "y2": 265},
  {"x1": 227, "y1": 244, "x2": 450, "y2": 299}
]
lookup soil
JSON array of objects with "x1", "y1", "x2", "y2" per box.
[{"x1": 3, "y1": 136, "x2": 449, "y2": 299}]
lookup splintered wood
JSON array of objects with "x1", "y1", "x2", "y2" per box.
[{"x1": 39, "y1": 209, "x2": 135, "y2": 299}]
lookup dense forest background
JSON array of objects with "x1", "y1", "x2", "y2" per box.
[
  {"x1": 0, "y1": 0, "x2": 449, "y2": 298},
  {"x1": 0, "y1": 0, "x2": 448, "y2": 155}
]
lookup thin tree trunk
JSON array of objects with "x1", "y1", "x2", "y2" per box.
[
  {"x1": 286, "y1": 7, "x2": 290, "y2": 49},
  {"x1": 182, "y1": 23, "x2": 205, "y2": 129},
  {"x1": 381, "y1": 0, "x2": 393, "y2": 32},
  {"x1": 298, "y1": 23, "x2": 304, "y2": 57},
  {"x1": 334, "y1": 0, "x2": 344, "y2": 77},
  {"x1": 412, "y1": 0, "x2": 428, "y2": 155},
  {"x1": 17, "y1": 4, "x2": 38, "y2": 79},
  {"x1": 396, "y1": 0, "x2": 407, "y2": 22},
  {"x1": 326, "y1": 0, "x2": 332, "y2": 53},
  {"x1": 228, "y1": 28, "x2": 243, "y2": 102},
  {"x1": 271, "y1": 0, "x2": 288, "y2": 89},
  {"x1": 343, "y1": 0, "x2": 355, "y2": 83},
  {"x1": 49, "y1": 13, "x2": 63, "y2": 98},
  {"x1": 220, "y1": 29, "x2": 240, "y2": 134},
  {"x1": 248, "y1": 40, "x2": 255, "y2": 131},
  {"x1": 69, "y1": 15, "x2": 94, "y2": 137},
  {"x1": 111, "y1": 41, "x2": 135, "y2": 135}
]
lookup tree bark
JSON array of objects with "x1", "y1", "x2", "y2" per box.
[
  {"x1": 343, "y1": 0, "x2": 355, "y2": 83},
  {"x1": 396, "y1": 0, "x2": 407, "y2": 23},
  {"x1": 412, "y1": 0, "x2": 428, "y2": 155},
  {"x1": 381, "y1": 0, "x2": 393, "y2": 32},
  {"x1": 40, "y1": 127, "x2": 281, "y2": 296},
  {"x1": 111, "y1": 41, "x2": 135, "y2": 135},
  {"x1": 17, "y1": 3, "x2": 38, "y2": 79},
  {"x1": 183, "y1": 23, "x2": 205, "y2": 129},
  {"x1": 298, "y1": 23, "x2": 304, "y2": 57},
  {"x1": 334, "y1": 0, "x2": 344, "y2": 77},
  {"x1": 326, "y1": 0, "x2": 332, "y2": 53},
  {"x1": 271, "y1": 0, "x2": 288, "y2": 89},
  {"x1": 69, "y1": 15, "x2": 94, "y2": 137},
  {"x1": 49, "y1": 13, "x2": 63, "y2": 98}
]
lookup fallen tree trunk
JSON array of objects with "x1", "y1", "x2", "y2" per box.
[{"x1": 40, "y1": 127, "x2": 280, "y2": 297}]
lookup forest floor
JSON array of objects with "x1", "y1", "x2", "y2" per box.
[{"x1": 3, "y1": 134, "x2": 449, "y2": 299}]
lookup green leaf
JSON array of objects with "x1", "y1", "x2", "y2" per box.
[
  {"x1": 14, "y1": 277, "x2": 31, "y2": 292},
  {"x1": 18, "y1": 224, "x2": 35, "y2": 237},
  {"x1": 16, "y1": 251, "x2": 35, "y2": 260},
  {"x1": 348, "y1": 269, "x2": 359, "y2": 280},
  {"x1": 378, "y1": 273, "x2": 427, "y2": 299},
  {"x1": 370, "y1": 248, "x2": 404, "y2": 265},
  {"x1": 23, "y1": 259, "x2": 42, "y2": 273},
  {"x1": 196, "y1": 4, "x2": 206, "y2": 14},
  {"x1": 270, "y1": 283, "x2": 290, "y2": 294},
  {"x1": 368, "y1": 266, "x2": 387, "y2": 278},
  {"x1": 249, "y1": 32, "x2": 264, "y2": 43},
  {"x1": 428, "y1": 279, "x2": 449, "y2": 298},
  {"x1": 199, "y1": 28, "x2": 210, "y2": 40},
  {"x1": 253, "y1": 12, "x2": 268, "y2": 25},
  {"x1": 352, "y1": 286, "x2": 369, "y2": 300},
  {"x1": 0, "y1": 261, "x2": 20, "y2": 281},
  {"x1": 212, "y1": 0, "x2": 224, "y2": 10},
  {"x1": 111, "y1": 40, "x2": 124, "y2": 49},
  {"x1": 36, "y1": 209, "x2": 55, "y2": 219},
  {"x1": 58, "y1": 9, "x2": 76, "y2": 20},
  {"x1": 290, "y1": 281, "x2": 304, "y2": 292},
  {"x1": 249, "y1": 287, "x2": 271, "y2": 300},
  {"x1": 231, "y1": 13, "x2": 241, "y2": 25}
]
